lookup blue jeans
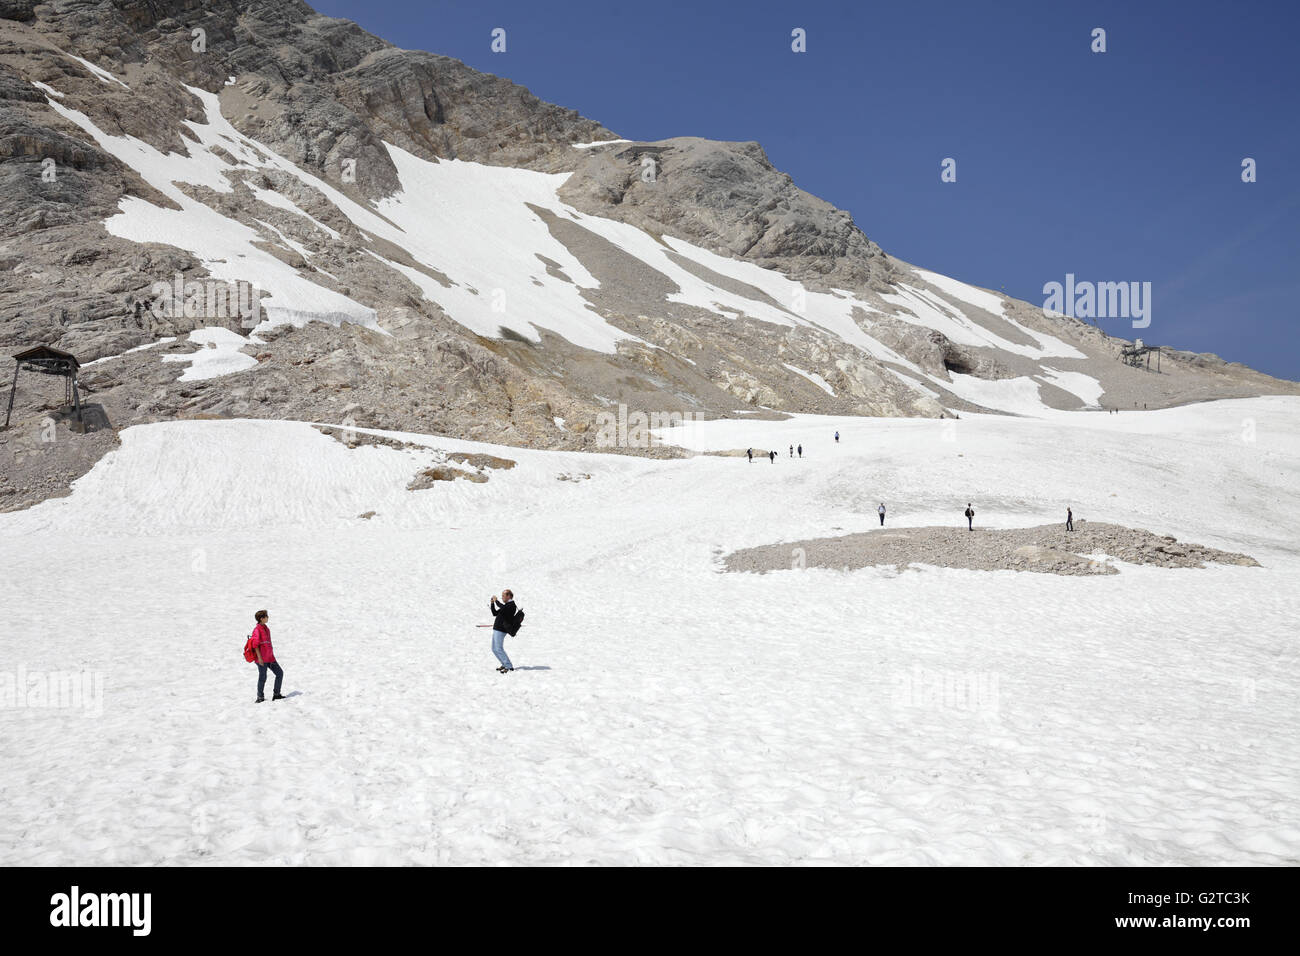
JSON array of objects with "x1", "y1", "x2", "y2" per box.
[
  {"x1": 257, "y1": 661, "x2": 284, "y2": 697},
  {"x1": 491, "y1": 630, "x2": 513, "y2": 669}
]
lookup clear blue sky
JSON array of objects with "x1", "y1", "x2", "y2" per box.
[{"x1": 314, "y1": 0, "x2": 1299, "y2": 380}]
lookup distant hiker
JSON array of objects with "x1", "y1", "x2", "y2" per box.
[
  {"x1": 490, "y1": 590, "x2": 522, "y2": 673},
  {"x1": 834, "y1": 431, "x2": 840, "y2": 443},
  {"x1": 1066, "y1": 507, "x2": 1074, "y2": 531},
  {"x1": 768, "y1": 450, "x2": 776, "y2": 463},
  {"x1": 747, "y1": 448, "x2": 753, "y2": 463},
  {"x1": 964, "y1": 503, "x2": 975, "y2": 531},
  {"x1": 789, "y1": 444, "x2": 794, "y2": 458},
  {"x1": 797, "y1": 444, "x2": 803, "y2": 458},
  {"x1": 248, "y1": 609, "x2": 284, "y2": 703},
  {"x1": 878, "y1": 503, "x2": 886, "y2": 526}
]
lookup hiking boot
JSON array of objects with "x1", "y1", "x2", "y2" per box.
[
  {"x1": 255, "y1": 697, "x2": 265, "y2": 703},
  {"x1": 272, "y1": 693, "x2": 286, "y2": 700}
]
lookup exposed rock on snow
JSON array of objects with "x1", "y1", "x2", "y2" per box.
[
  {"x1": 404, "y1": 449, "x2": 517, "y2": 487},
  {"x1": 724, "y1": 522, "x2": 1260, "y2": 576},
  {"x1": 447, "y1": 452, "x2": 516, "y2": 471},
  {"x1": 408, "y1": 464, "x2": 487, "y2": 487}
]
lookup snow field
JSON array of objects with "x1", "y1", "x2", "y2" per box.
[
  {"x1": 161, "y1": 327, "x2": 262, "y2": 381},
  {"x1": 1, "y1": 398, "x2": 1297, "y2": 864}
]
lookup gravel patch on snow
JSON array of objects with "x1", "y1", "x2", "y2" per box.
[{"x1": 724, "y1": 522, "x2": 1260, "y2": 576}]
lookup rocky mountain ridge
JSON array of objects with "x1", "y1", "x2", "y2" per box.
[{"x1": 1, "y1": 0, "x2": 1295, "y2": 512}]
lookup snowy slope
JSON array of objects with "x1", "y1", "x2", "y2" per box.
[
  {"x1": 43, "y1": 86, "x2": 382, "y2": 333},
  {"x1": 28, "y1": 71, "x2": 1109, "y2": 414},
  {"x1": 2, "y1": 398, "x2": 1297, "y2": 865}
]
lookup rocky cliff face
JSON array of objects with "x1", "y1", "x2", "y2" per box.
[
  {"x1": 558, "y1": 137, "x2": 894, "y2": 289},
  {"x1": 1, "y1": 0, "x2": 1296, "y2": 511}
]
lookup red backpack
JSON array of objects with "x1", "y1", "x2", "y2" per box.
[{"x1": 243, "y1": 633, "x2": 257, "y2": 662}]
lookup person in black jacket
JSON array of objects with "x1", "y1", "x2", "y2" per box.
[{"x1": 490, "y1": 590, "x2": 519, "y2": 673}]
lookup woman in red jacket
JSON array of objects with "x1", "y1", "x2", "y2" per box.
[{"x1": 250, "y1": 609, "x2": 284, "y2": 703}]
